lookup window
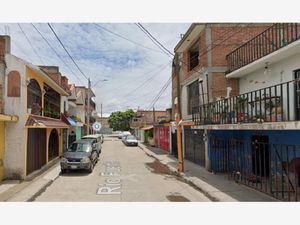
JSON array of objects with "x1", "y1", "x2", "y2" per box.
[
  {"x1": 188, "y1": 42, "x2": 199, "y2": 71},
  {"x1": 187, "y1": 80, "x2": 200, "y2": 115},
  {"x1": 27, "y1": 79, "x2": 42, "y2": 115},
  {"x1": 44, "y1": 84, "x2": 61, "y2": 119},
  {"x1": 7, "y1": 70, "x2": 20, "y2": 97}
]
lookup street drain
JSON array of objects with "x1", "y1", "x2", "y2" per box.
[
  {"x1": 145, "y1": 159, "x2": 173, "y2": 175},
  {"x1": 166, "y1": 195, "x2": 190, "y2": 202}
]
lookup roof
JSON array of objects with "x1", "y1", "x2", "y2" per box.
[
  {"x1": 26, "y1": 64, "x2": 69, "y2": 96},
  {"x1": 25, "y1": 115, "x2": 69, "y2": 128}
]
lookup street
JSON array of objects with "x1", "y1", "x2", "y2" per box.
[{"x1": 34, "y1": 137, "x2": 210, "y2": 202}]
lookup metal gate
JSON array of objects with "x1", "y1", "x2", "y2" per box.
[
  {"x1": 210, "y1": 136, "x2": 300, "y2": 201},
  {"x1": 48, "y1": 129, "x2": 59, "y2": 161},
  {"x1": 27, "y1": 128, "x2": 46, "y2": 175},
  {"x1": 184, "y1": 127, "x2": 205, "y2": 167}
]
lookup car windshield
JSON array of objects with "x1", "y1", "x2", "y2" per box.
[
  {"x1": 126, "y1": 136, "x2": 136, "y2": 140},
  {"x1": 67, "y1": 143, "x2": 91, "y2": 153}
]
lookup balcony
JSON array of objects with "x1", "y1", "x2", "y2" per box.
[
  {"x1": 226, "y1": 23, "x2": 300, "y2": 74},
  {"x1": 192, "y1": 79, "x2": 300, "y2": 126}
]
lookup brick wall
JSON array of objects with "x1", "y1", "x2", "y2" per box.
[{"x1": 211, "y1": 24, "x2": 272, "y2": 66}]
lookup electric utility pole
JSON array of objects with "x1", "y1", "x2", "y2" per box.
[
  {"x1": 175, "y1": 54, "x2": 184, "y2": 173},
  {"x1": 87, "y1": 78, "x2": 91, "y2": 135}
]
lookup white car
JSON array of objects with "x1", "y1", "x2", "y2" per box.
[
  {"x1": 120, "y1": 131, "x2": 131, "y2": 140},
  {"x1": 124, "y1": 135, "x2": 138, "y2": 146}
]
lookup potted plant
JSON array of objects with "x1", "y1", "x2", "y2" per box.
[{"x1": 235, "y1": 96, "x2": 248, "y2": 123}]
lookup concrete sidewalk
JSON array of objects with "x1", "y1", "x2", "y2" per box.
[
  {"x1": 0, "y1": 163, "x2": 61, "y2": 202},
  {"x1": 138, "y1": 142, "x2": 277, "y2": 202}
]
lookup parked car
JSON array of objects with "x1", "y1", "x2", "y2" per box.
[
  {"x1": 118, "y1": 132, "x2": 123, "y2": 139},
  {"x1": 123, "y1": 135, "x2": 138, "y2": 146},
  {"x1": 120, "y1": 131, "x2": 131, "y2": 141},
  {"x1": 81, "y1": 134, "x2": 102, "y2": 156},
  {"x1": 60, "y1": 139, "x2": 99, "y2": 173}
]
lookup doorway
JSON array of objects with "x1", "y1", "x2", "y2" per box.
[
  {"x1": 48, "y1": 129, "x2": 59, "y2": 161},
  {"x1": 251, "y1": 135, "x2": 269, "y2": 177}
]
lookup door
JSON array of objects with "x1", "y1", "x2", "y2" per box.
[
  {"x1": 251, "y1": 135, "x2": 269, "y2": 177},
  {"x1": 294, "y1": 69, "x2": 300, "y2": 120},
  {"x1": 48, "y1": 129, "x2": 59, "y2": 161},
  {"x1": 171, "y1": 131, "x2": 178, "y2": 157},
  {"x1": 27, "y1": 128, "x2": 46, "y2": 175},
  {"x1": 184, "y1": 127, "x2": 205, "y2": 167}
]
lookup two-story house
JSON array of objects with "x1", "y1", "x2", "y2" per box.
[
  {"x1": 0, "y1": 35, "x2": 70, "y2": 179},
  {"x1": 173, "y1": 23, "x2": 271, "y2": 170},
  {"x1": 192, "y1": 23, "x2": 300, "y2": 201}
]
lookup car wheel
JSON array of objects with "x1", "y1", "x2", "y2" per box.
[{"x1": 88, "y1": 163, "x2": 94, "y2": 173}]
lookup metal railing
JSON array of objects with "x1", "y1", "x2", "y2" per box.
[
  {"x1": 226, "y1": 23, "x2": 300, "y2": 73},
  {"x1": 210, "y1": 137, "x2": 300, "y2": 201},
  {"x1": 192, "y1": 79, "x2": 300, "y2": 126}
]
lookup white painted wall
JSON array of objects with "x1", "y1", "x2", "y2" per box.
[
  {"x1": 61, "y1": 96, "x2": 68, "y2": 113},
  {"x1": 4, "y1": 54, "x2": 27, "y2": 179},
  {"x1": 239, "y1": 51, "x2": 300, "y2": 121}
]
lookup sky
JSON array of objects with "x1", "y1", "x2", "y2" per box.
[{"x1": 0, "y1": 23, "x2": 190, "y2": 116}]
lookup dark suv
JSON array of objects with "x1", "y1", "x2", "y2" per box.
[{"x1": 60, "y1": 139, "x2": 98, "y2": 173}]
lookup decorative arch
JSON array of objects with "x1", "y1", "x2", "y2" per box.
[
  {"x1": 7, "y1": 70, "x2": 21, "y2": 97},
  {"x1": 48, "y1": 129, "x2": 59, "y2": 161},
  {"x1": 27, "y1": 79, "x2": 42, "y2": 115}
]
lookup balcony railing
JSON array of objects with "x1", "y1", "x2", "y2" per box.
[
  {"x1": 192, "y1": 79, "x2": 300, "y2": 126},
  {"x1": 226, "y1": 23, "x2": 300, "y2": 73}
]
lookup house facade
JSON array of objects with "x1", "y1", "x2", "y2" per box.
[
  {"x1": 0, "y1": 35, "x2": 71, "y2": 179},
  {"x1": 173, "y1": 23, "x2": 271, "y2": 169},
  {"x1": 192, "y1": 23, "x2": 300, "y2": 201}
]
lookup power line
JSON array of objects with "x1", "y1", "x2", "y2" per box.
[
  {"x1": 47, "y1": 23, "x2": 89, "y2": 81},
  {"x1": 135, "y1": 23, "x2": 173, "y2": 59},
  {"x1": 137, "y1": 23, "x2": 175, "y2": 57},
  {"x1": 124, "y1": 62, "x2": 170, "y2": 96},
  {"x1": 93, "y1": 23, "x2": 162, "y2": 53},
  {"x1": 17, "y1": 23, "x2": 45, "y2": 64},
  {"x1": 31, "y1": 23, "x2": 83, "y2": 83}
]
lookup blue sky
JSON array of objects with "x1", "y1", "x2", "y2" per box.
[{"x1": 0, "y1": 23, "x2": 190, "y2": 116}]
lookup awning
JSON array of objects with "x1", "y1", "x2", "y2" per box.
[
  {"x1": 61, "y1": 114, "x2": 77, "y2": 126},
  {"x1": 25, "y1": 115, "x2": 69, "y2": 128},
  {"x1": 141, "y1": 125, "x2": 153, "y2": 130}
]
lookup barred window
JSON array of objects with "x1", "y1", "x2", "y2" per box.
[{"x1": 188, "y1": 80, "x2": 199, "y2": 115}]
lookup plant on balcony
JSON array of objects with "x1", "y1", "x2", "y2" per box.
[
  {"x1": 31, "y1": 102, "x2": 42, "y2": 115},
  {"x1": 265, "y1": 98, "x2": 282, "y2": 122},
  {"x1": 235, "y1": 96, "x2": 248, "y2": 123}
]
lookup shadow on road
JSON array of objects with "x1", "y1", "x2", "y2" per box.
[{"x1": 60, "y1": 170, "x2": 91, "y2": 177}]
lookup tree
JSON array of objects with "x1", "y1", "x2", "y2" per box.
[{"x1": 108, "y1": 109, "x2": 135, "y2": 131}]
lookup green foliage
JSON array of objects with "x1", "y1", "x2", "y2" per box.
[{"x1": 108, "y1": 109, "x2": 135, "y2": 131}]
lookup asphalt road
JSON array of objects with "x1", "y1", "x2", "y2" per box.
[{"x1": 34, "y1": 137, "x2": 210, "y2": 202}]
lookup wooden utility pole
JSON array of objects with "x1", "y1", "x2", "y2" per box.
[
  {"x1": 175, "y1": 54, "x2": 184, "y2": 172},
  {"x1": 153, "y1": 107, "x2": 156, "y2": 123},
  {"x1": 87, "y1": 78, "x2": 91, "y2": 135},
  {"x1": 101, "y1": 103, "x2": 103, "y2": 118}
]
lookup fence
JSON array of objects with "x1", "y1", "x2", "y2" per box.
[{"x1": 210, "y1": 137, "x2": 300, "y2": 201}]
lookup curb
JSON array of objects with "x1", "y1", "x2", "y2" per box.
[{"x1": 138, "y1": 144, "x2": 219, "y2": 202}]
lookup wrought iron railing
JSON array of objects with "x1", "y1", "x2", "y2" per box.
[
  {"x1": 226, "y1": 23, "x2": 300, "y2": 73},
  {"x1": 210, "y1": 137, "x2": 300, "y2": 201},
  {"x1": 192, "y1": 79, "x2": 300, "y2": 126}
]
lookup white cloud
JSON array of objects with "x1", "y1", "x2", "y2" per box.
[{"x1": 0, "y1": 23, "x2": 190, "y2": 114}]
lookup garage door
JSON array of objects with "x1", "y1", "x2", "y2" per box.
[
  {"x1": 27, "y1": 128, "x2": 47, "y2": 175},
  {"x1": 184, "y1": 127, "x2": 205, "y2": 167}
]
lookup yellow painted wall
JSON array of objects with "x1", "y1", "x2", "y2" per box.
[{"x1": 0, "y1": 122, "x2": 5, "y2": 181}]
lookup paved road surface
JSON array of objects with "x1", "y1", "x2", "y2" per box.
[{"x1": 35, "y1": 137, "x2": 210, "y2": 202}]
